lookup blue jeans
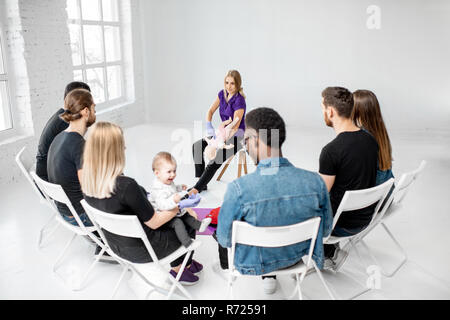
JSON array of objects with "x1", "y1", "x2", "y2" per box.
[{"x1": 62, "y1": 212, "x2": 93, "y2": 227}]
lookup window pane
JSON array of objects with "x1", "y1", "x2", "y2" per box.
[
  {"x1": 66, "y1": 0, "x2": 80, "y2": 20},
  {"x1": 83, "y1": 25, "x2": 104, "y2": 64},
  {"x1": 102, "y1": 0, "x2": 119, "y2": 22},
  {"x1": 81, "y1": 0, "x2": 101, "y2": 21},
  {"x1": 68, "y1": 24, "x2": 83, "y2": 66},
  {"x1": 73, "y1": 69, "x2": 83, "y2": 81},
  {"x1": 86, "y1": 68, "x2": 105, "y2": 103},
  {"x1": 0, "y1": 45, "x2": 4, "y2": 75},
  {"x1": 104, "y1": 26, "x2": 121, "y2": 62},
  {"x1": 0, "y1": 81, "x2": 12, "y2": 131},
  {"x1": 107, "y1": 65, "x2": 122, "y2": 100}
]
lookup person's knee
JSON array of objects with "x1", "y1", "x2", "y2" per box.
[{"x1": 172, "y1": 218, "x2": 184, "y2": 228}]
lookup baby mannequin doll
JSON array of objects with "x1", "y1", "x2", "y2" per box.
[{"x1": 204, "y1": 117, "x2": 240, "y2": 161}]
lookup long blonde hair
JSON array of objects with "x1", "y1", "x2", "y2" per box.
[
  {"x1": 224, "y1": 70, "x2": 246, "y2": 101},
  {"x1": 81, "y1": 122, "x2": 125, "y2": 198}
]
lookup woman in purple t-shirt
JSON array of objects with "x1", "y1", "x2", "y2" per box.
[{"x1": 191, "y1": 70, "x2": 247, "y2": 193}]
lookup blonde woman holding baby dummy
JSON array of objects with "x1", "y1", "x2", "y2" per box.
[
  {"x1": 81, "y1": 122, "x2": 203, "y2": 285},
  {"x1": 191, "y1": 70, "x2": 247, "y2": 193}
]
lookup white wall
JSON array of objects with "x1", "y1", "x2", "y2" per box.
[
  {"x1": 0, "y1": 0, "x2": 146, "y2": 186},
  {"x1": 140, "y1": 0, "x2": 450, "y2": 131}
]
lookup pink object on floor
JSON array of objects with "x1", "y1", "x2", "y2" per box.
[{"x1": 192, "y1": 208, "x2": 217, "y2": 235}]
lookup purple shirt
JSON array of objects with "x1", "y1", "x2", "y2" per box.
[{"x1": 218, "y1": 90, "x2": 246, "y2": 137}]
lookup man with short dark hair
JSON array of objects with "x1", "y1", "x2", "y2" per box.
[
  {"x1": 217, "y1": 107, "x2": 333, "y2": 295},
  {"x1": 35, "y1": 81, "x2": 91, "y2": 181},
  {"x1": 319, "y1": 86, "x2": 378, "y2": 269}
]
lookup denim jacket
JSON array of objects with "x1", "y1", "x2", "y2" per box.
[{"x1": 217, "y1": 157, "x2": 333, "y2": 275}]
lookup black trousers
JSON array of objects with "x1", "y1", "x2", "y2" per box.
[{"x1": 192, "y1": 136, "x2": 243, "y2": 191}]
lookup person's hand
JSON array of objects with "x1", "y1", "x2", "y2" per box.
[
  {"x1": 188, "y1": 188, "x2": 199, "y2": 196},
  {"x1": 206, "y1": 121, "x2": 216, "y2": 138},
  {"x1": 186, "y1": 208, "x2": 198, "y2": 219},
  {"x1": 181, "y1": 184, "x2": 187, "y2": 191},
  {"x1": 179, "y1": 193, "x2": 201, "y2": 210}
]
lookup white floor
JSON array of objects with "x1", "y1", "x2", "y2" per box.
[{"x1": 1, "y1": 123, "x2": 449, "y2": 300}]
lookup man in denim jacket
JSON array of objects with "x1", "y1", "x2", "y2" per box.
[{"x1": 217, "y1": 108, "x2": 333, "y2": 294}]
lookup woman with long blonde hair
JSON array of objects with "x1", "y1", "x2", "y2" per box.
[
  {"x1": 191, "y1": 70, "x2": 247, "y2": 193},
  {"x1": 352, "y1": 90, "x2": 394, "y2": 185},
  {"x1": 81, "y1": 122, "x2": 202, "y2": 285}
]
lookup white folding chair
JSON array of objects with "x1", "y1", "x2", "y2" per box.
[
  {"x1": 15, "y1": 146, "x2": 60, "y2": 248},
  {"x1": 81, "y1": 199, "x2": 202, "y2": 300},
  {"x1": 358, "y1": 161, "x2": 427, "y2": 277},
  {"x1": 227, "y1": 217, "x2": 335, "y2": 300},
  {"x1": 323, "y1": 178, "x2": 395, "y2": 299},
  {"x1": 29, "y1": 171, "x2": 107, "y2": 291}
]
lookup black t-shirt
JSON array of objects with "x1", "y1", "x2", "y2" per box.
[
  {"x1": 47, "y1": 131, "x2": 85, "y2": 217},
  {"x1": 84, "y1": 176, "x2": 155, "y2": 259},
  {"x1": 319, "y1": 130, "x2": 378, "y2": 229},
  {"x1": 36, "y1": 108, "x2": 69, "y2": 181}
]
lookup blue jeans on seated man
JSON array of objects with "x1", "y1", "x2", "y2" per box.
[{"x1": 62, "y1": 212, "x2": 93, "y2": 227}]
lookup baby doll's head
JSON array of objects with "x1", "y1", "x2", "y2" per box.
[
  {"x1": 204, "y1": 145, "x2": 217, "y2": 161},
  {"x1": 152, "y1": 152, "x2": 177, "y2": 185}
]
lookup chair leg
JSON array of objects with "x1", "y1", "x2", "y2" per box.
[
  {"x1": 314, "y1": 262, "x2": 336, "y2": 300},
  {"x1": 167, "y1": 250, "x2": 194, "y2": 300},
  {"x1": 243, "y1": 152, "x2": 248, "y2": 174},
  {"x1": 53, "y1": 233, "x2": 77, "y2": 273},
  {"x1": 111, "y1": 265, "x2": 129, "y2": 299},
  {"x1": 237, "y1": 152, "x2": 243, "y2": 178},
  {"x1": 74, "y1": 246, "x2": 107, "y2": 291},
  {"x1": 227, "y1": 273, "x2": 234, "y2": 300},
  {"x1": 288, "y1": 273, "x2": 303, "y2": 300},
  {"x1": 377, "y1": 222, "x2": 408, "y2": 277},
  {"x1": 38, "y1": 215, "x2": 59, "y2": 249},
  {"x1": 217, "y1": 155, "x2": 235, "y2": 181}
]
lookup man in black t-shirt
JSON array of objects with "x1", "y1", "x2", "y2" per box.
[
  {"x1": 318, "y1": 87, "x2": 378, "y2": 268},
  {"x1": 36, "y1": 82, "x2": 90, "y2": 181}
]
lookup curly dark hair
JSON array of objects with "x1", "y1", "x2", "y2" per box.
[
  {"x1": 321, "y1": 86, "x2": 354, "y2": 119},
  {"x1": 245, "y1": 107, "x2": 286, "y2": 148}
]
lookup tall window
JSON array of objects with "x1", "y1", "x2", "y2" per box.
[
  {"x1": 67, "y1": 0, "x2": 124, "y2": 108},
  {"x1": 0, "y1": 30, "x2": 12, "y2": 133}
]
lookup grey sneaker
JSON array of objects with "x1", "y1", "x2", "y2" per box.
[
  {"x1": 323, "y1": 258, "x2": 335, "y2": 271},
  {"x1": 331, "y1": 247, "x2": 349, "y2": 271},
  {"x1": 324, "y1": 247, "x2": 350, "y2": 272}
]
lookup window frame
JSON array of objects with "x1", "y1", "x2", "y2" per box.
[
  {"x1": 0, "y1": 24, "x2": 17, "y2": 141},
  {"x1": 67, "y1": 0, "x2": 127, "y2": 111}
]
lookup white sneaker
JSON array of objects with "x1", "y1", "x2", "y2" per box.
[
  {"x1": 262, "y1": 277, "x2": 277, "y2": 295},
  {"x1": 199, "y1": 217, "x2": 212, "y2": 233}
]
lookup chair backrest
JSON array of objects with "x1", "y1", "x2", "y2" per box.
[
  {"x1": 80, "y1": 199, "x2": 159, "y2": 264},
  {"x1": 230, "y1": 217, "x2": 321, "y2": 273},
  {"x1": 374, "y1": 160, "x2": 427, "y2": 222},
  {"x1": 392, "y1": 160, "x2": 426, "y2": 205},
  {"x1": 332, "y1": 178, "x2": 395, "y2": 231},
  {"x1": 15, "y1": 146, "x2": 46, "y2": 203},
  {"x1": 30, "y1": 171, "x2": 87, "y2": 229}
]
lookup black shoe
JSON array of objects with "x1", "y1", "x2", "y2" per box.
[{"x1": 94, "y1": 246, "x2": 118, "y2": 264}]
